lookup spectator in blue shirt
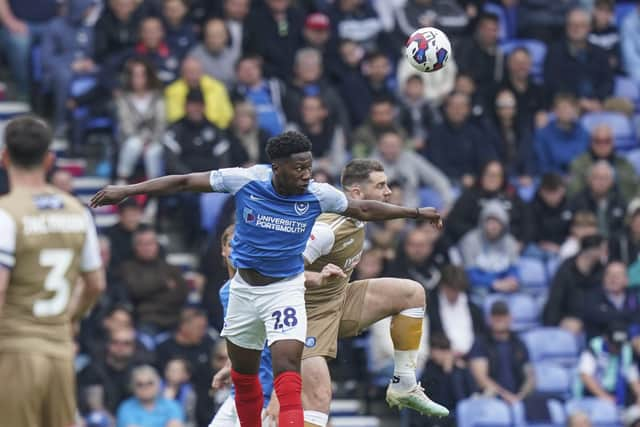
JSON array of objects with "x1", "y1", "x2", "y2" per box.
[
  {"x1": 41, "y1": 0, "x2": 99, "y2": 137},
  {"x1": 117, "y1": 365, "x2": 184, "y2": 427},
  {"x1": 534, "y1": 93, "x2": 590, "y2": 175}
]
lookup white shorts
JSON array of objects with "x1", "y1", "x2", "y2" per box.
[
  {"x1": 221, "y1": 272, "x2": 307, "y2": 351},
  {"x1": 209, "y1": 396, "x2": 276, "y2": 427}
]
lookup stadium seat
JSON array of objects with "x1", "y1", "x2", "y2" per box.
[
  {"x1": 625, "y1": 149, "x2": 640, "y2": 176},
  {"x1": 581, "y1": 112, "x2": 636, "y2": 151},
  {"x1": 484, "y1": 3, "x2": 509, "y2": 41},
  {"x1": 521, "y1": 327, "x2": 579, "y2": 366},
  {"x1": 512, "y1": 399, "x2": 567, "y2": 427},
  {"x1": 200, "y1": 193, "x2": 232, "y2": 232},
  {"x1": 500, "y1": 39, "x2": 547, "y2": 82},
  {"x1": 419, "y1": 187, "x2": 444, "y2": 211},
  {"x1": 533, "y1": 362, "x2": 572, "y2": 396},
  {"x1": 518, "y1": 257, "x2": 548, "y2": 289},
  {"x1": 616, "y1": 2, "x2": 636, "y2": 27},
  {"x1": 565, "y1": 398, "x2": 621, "y2": 427},
  {"x1": 457, "y1": 397, "x2": 512, "y2": 427},
  {"x1": 614, "y1": 76, "x2": 640, "y2": 110},
  {"x1": 484, "y1": 293, "x2": 540, "y2": 331}
]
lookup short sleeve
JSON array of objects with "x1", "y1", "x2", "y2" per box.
[
  {"x1": 303, "y1": 222, "x2": 336, "y2": 264},
  {"x1": 209, "y1": 164, "x2": 271, "y2": 195},
  {"x1": 578, "y1": 351, "x2": 597, "y2": 376},
  {"x1": 467, "y1": 338, "x2": 488, "y2": 360},
  {"x1": 81, "y1": 210, "x2": 102, "y2": 273},
  {"x1": 0, "y1": 208, "x2": 16, "y2": 269},
  {"x1": 309, "y1": 183, "x2": 348, "y2": 213}
]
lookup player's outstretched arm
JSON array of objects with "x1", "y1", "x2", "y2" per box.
[
  {"x1": 343, "y1": 199, "x2": 444, "y2": 228},
  {"x1": 90, "y1": 172, "x2": 212, "y2": 207}
]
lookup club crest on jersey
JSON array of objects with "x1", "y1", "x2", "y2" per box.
[
  {"x1": 243, "y1": 207, "x2": 256, "y2": 223},
  {"x1": 294, "y1": 202, "x2": 309, "y2": 216},
  {"x1": 305, "y1": 337, "x2": 317, "y2": 348}
]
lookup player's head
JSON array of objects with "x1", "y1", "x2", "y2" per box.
[
  {"x1": 341, "y1": 159, "x2": 390, "y2": 203},
  {"x1": 266, "y1": 131, "x2": 313, "y2": 195},
  {"x1": 2, "y1": 115, "x2": 54, "y2": 172}
]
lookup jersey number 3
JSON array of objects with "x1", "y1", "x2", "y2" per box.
[{"x1": 33, "y1": 249, "x2": 74, "y2": 317}]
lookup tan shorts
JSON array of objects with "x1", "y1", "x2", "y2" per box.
[
  {"x1": 0, "y1": 351, "x2": 76, "y2": 427},
  {"x1": 303, "y1": 280, "x2": 370, "y2": 360}
]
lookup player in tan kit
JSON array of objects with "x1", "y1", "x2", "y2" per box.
[
  {"x1": 301, "y1": 159, "x2": 449, "y2": 427},
  {"x1": 0, "y1": 116, "x2": 106, "y2": 427}
]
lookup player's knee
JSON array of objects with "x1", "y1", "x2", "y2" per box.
[
  {"x1": 402, "y1": 280, "x2": 425, "y2": 309},
  {"x1": 272, "y1": 353, "x2": 301, "y2": 377},
  {"x1": 303, "y1": 380, "x2": 332, "y2": 413}
]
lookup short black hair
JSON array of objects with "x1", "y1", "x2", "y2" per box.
[
  {"x1": 540, "y1": 173, "x2": 564, "y2": 191},
  {"x1": 478, "y1": 11, "x2": 500, "y2": 25},
  {"x1": 509, "y1": 46, "x2": 531, "y2": 58},
  {"x1": 365, "y1": 50, "x2": 388, "y2": 63},
  {"x1": 4, "y1": 115, "x2": 52, "y2": 169},
  {"x1": 341, "y1": 159, "x2": 384, "y2": 188},
  {"x1": 371, "y1": 94, "x2": 396, "y2": 107},
  {"x1": 440, "y1": 265, "x2": 469, "y2": 292},
  {"x1": 430, "y1": 333, "x2": 451, "y2": 350},
  {"x1": 265, "y1": 131, "x2": 312, "y2": 161},
  {"x1": 134, "y1": 224, "x2": 156, "y2": 236}
]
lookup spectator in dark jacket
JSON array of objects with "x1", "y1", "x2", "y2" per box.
[
  {"x1": 469, "y1": 301, "x2": 535, "y2": 403},
  {"x1": 227, "y1": 100, "x2": 270, "y2": 165},
  {"x1": 568, "y1": 124, "x2": 639, "y2": 202},
  {"x1": 584, "y1": 261, "x2": 640, "y2": 340},
  {"x1": 534, "y1": 93, "x2": 590, "y2": 175},
  {"x1": 428, "y1": 265, "x2": 486, "y2": 358},
  {"x1": 500, "y1": 47, "x2": 548, "y2": 131},
  {"x1": 589, "y1": 0, "x2": 621, "y2": 73},
  {"x1": 486, "y1": 88, "x2": 536, "y2": 179},
  {"x1": 327, "y1": 0, "x2": 385, "y2": 54},
  {"x1": 242, "y1": 0, "x2": 304, "y2": 81},
  {"x1": 164, "y1": 89, "x2": 248, "y2": 174},
  {"x1": 447, "y1": 160, "x2": 530, "y2": 244},
  {"x1": 155, "y1": 307, "x2": 216, "y2": 427},
  {"x1": 426, "y1": 92, "x2": 498, "y2": 186},
  {"x1": 104, "y1": 198, "x2": 143, "y2": 271},
  {"x1": 41, "y1": 0, "x2": 98, "y2": 136},
  {"x1": 130, "y1": 16, "x2": 181, "y2": 85},
  {"x1": 161, "y1": 0, "x2": 196, "y2": 60},
  {"x1": 528, "y1": 173, "x2": 573, "y2": 255},
  {"x1": 398, "y1": 74, "x2": 441, "y2": 151},
  {"x1": 516, "y1": 0, "x2": 575, "y2": 42},
  {"x1": 120, "y1": 226, "x2": 189, "y2": 334},
  {"x1": 351, "y1": 95, "x2": 408, "y2": 158},
  {"x1": 394, "y1": 0, "x2": 469, "y2": 45},
  {"x1": 93, "y1": 0, "x2": 145, "y2": 63},
  {"x1": 570, "y1": 160, "x2": 627, "y2": 239},
  {"x1": 544, "y1": 8, "x2": 614, "y2": 111},
  {"x1": 457, "y1": 12, "x2": 505, "y2": 106},
  {"x1": 610, "y1": 200, "x2": 640, "y2": 275},
  {"x1": 543, "y1": 234, "x2": 607, "y2": 334}
]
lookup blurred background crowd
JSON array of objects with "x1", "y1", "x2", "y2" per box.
[{"x1": 5, "y1": 0, "x2": 640, "y2": 426}]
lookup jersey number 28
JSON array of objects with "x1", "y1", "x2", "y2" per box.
[{"x1": 33, "y1": 249, "x2": 73, "y2": 317}]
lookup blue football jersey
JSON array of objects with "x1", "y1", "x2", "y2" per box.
[
  {"x1": 219, "y1": 280, "x2": 273, "y2": 405},
  {"x1": 209, "y1": 165, "x2": 348, "y2": 277}
]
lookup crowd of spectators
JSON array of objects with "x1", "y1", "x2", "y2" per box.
[{"x1": 6, "y1": 0, "x2": 640, "y2": 426}]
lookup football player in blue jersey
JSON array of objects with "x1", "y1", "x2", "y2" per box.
[{"x1": 91, "y1": 131, "x2": 443, "y2": 427}]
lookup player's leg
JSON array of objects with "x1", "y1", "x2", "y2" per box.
[
  {"x1": 221, "y1": 275, "x2": 267, "y2": 427},
  {"x1": 261, "y1": 274, "x2": 308, "y2": 427},
  {"x1": 301, "y1": 356, "x2": 332, "y2": 427},
  {"x1": 341, "y1": 279, "x2": 448, "y2": 417},
  {"x1": 43, "y1": 356, "x2": 76, "y2": 427},
  {"x1": 0, "y1": 352, "x2": 46, "y2": 427}
]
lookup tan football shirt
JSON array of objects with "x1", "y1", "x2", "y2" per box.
[
  {"x1": 304, "y1": 213, "x2": 366, "y2": 304},
  {"x1": 0, "y1": 186, "x2": 102, "y2": 359}
]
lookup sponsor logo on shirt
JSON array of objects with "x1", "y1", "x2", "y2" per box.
[{"x1": 243, "y1": 208, "x2": 307, "y2": 233}]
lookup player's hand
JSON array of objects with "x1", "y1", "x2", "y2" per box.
[
  {"x1": 417, "y1": 207, "x2": 443, "y2": 229},
  {"x1": 263, "y1": 393, "x2": 279, "y2": 426},
  {"x1": 320, "y1": 263, "x2": 346, "y2": 285},
  {"x1": 211, "y1": 365, "x2": 232, "y2": 390},
  {"x1": 90, "y1": 185, "x2": 130, "y2": 207}
]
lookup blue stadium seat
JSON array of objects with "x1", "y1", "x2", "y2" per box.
[
  {"x1": 500, "y1": 39, "x2": 547, "y2": 82},
  {"x1": 533, "y1": 362, "x2": 572, "y2": 396},
  {"x1": 419, "y1": 187, "x2": 444, "y2": 210},
  {"x1": 484, "y1": 293, "x2": 540, "y2": 331},
  {"x1": 614, "y1": 76, "x2": 640, "y2": 110},
  {"x1": 200, "y1": 193, "x2": 232, "y2": 232},
  {"x1": 457, "y1": 397, "x2": 512, "y2": 427},
  {"x1": 484, "y1": 3, "x2": 509, "y2": 41},
  {"x1": 565, "y1": 398, "x2": 621, "y2": 427},
  {"x1": 521, "y1": 327, "x2": 579, "y2": 366},
  {"x1": 512, "y1": 399, "x2": 567, "y2": 427},
  {"x1": 581, "y1": 112, "x2": 636, "y2": 151},
  {"x1": 518, "y1": 257, "x2": 548, "y2": 289},
  {"x1": 626, "y1": 149, "x2": 640, "y2": 177},
  {"x1": 616, "y1": 2, "x2": 636, "y2": 27}
]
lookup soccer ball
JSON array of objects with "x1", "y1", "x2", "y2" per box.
[{"x1": 405, "y1": 27, "x2": 451, "y2": 73}]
